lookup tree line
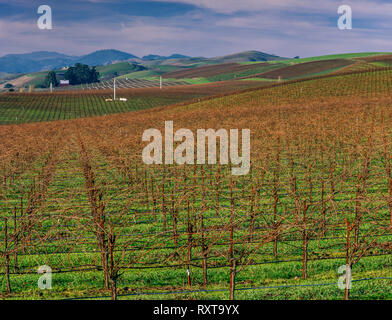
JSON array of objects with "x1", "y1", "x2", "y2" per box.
[{"x1": 44, "y1": 63, "x2": 100, "y2": 88}]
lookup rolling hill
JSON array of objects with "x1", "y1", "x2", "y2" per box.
[
  {"x1": 151, "y1": 51, "x2": 287, "y2": 67},
  {"x1": 162, "y1": 62, "x2": 284, "y2": 80},
  {"x1": 76, "y1": 50, "x2": 138, "y2": 66},
  {"x1": 0, "y1": 50, "x2": 139, "y2": 73},
  {"x1": 0, "y1": 49, "x2": 287, "y2": 74},
  {"x1": 160, "y1": 53, "x2": 392, "y2": 83},
  {"x1": 248, "y1": 59, "x2": 354, "y2": 80},
  {"x1": 0, "y1": 52, "x2": 76, "y2": 73},
  {"x1": 142, "y1": 54, "x2": 191, "y2": 61},
  {"x1": 208, "y1": 50, "x2": 285, "y2": 63},
  {"x1": 96, "y1": 62, "x2": 147, "y2": 80},
  {"x1": 3, "y1": 51, "x2": 392, "y2": 92}
]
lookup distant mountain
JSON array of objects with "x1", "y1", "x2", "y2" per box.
[
  {"x1": 0, "y1": 50, "x2": 139, "y2": 73},
  {"x1": 208, "y1": 51, "x2": 285, "y2": 63},
  {"x1": 77, "y1": 50, "x2": 138, "y2": 66},
  {"x1": 142, "y1": 54, "x2": 191, "y2": 61},
  {"x1": 0, "y1": 49, "x2": 285, "y2": 73},
  {"x1": 0, "y1": 52, "x2": 76, "y2": 73},
  {"x1": 2, "y1": 51, "x2": 77, "y2": 62},
  {"x1": 157, "y1": 51, "x2": 286, "y2": 67}
]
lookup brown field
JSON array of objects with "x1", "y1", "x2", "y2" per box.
[
  {"x1": 162, "y1": 62, "x2": 280, "y2": 79},
  {"x1": 0, "y1": 80, "x2": 273, "y2": 125},
  {"x1": 331, "y1": 61, "x2": 378, "y2": 74},
  {"x1": 0, "y1": 75, "x2": 32, "y2": 90},
  {"x1": 250, "y1": 59, "x2": 353, "y2": 80},
  {"x1": 358, "y1": 54, "x2": 392, "y2": 64},
  {"x1": 12, "y1": 80, "x2": 269, "y2": 97}
]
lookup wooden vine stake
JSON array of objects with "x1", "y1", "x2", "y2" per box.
[
  {"x1": 344, "y1": 218, "x2": 355, "y2": 301},
  {"x1": 4, "y1": 217, "x2": 11, "y2": 294},
  {"x1": 229, "y1": 177, "x2": 237, "y2": 300}
]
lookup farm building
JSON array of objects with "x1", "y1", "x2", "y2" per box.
[{"x1": 60, "y1": 80, "x2": 70, "y2": 87}]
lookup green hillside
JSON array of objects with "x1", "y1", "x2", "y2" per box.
[
  {"x1": 4, "y1": 51, "x2": 391, "y2": 91},
  {"x1": 96, "y1": 62, "x2": 146, "y2": 79},
  {"x1": 243, "y1": 52, "x2": 392, "y2": 65}
]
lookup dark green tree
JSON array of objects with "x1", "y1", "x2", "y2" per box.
[
  {"x1": 44, "y1": 71, "x2": 59, "y2": 88},
  {"x1": 90, "y1": 67, "x2": 100, "y2": 83},
  {"x1": 64, "y1": 63, "x2": 100, "y2": 85}
]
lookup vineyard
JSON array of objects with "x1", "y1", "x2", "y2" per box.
[
  {"x1": 0, "y1": 68, "x2": 391, "y2": 300},
  {"x1": 248, "y1": 59, "x2": 353, "y2": 80},
  {"x1": 162, "y1": 62, "x2": 284, "y2": 82},
  {"x1": 51, "y1": 78, "x2": 190, "y2": 91},
  {"x1": 0, "y1": 73, "x2": 190, "y2": 94},
  {"x1": 0, "y1": 81, "x2": 265, "y2": 125}
]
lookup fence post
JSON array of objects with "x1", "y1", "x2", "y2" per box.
[
  {"x1": 4, "y1": 218, "x2": 11, "y2": 294},
  {"x1": 13, "y1": 209, "x2": 18, "y2": 271},
  {"x1": 187, "y1": 200, "x2": 192, "y2": 287},
  {"x1": 229, "y1": 259, "x2": 236, "y2": 300}
]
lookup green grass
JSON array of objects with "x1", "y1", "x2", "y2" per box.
[
  {"x1": 119, "y1": 70, "x2": 160, "y2": 79},
  {"x1": 96, "y1": 62, "x2": 146, "y2": 78},
  {"x1": 163, "y1": 77, "x2": 211, "y2": 84},
  {"x1": 1, "y1": 152, "x2": 391, "y2": 300},
  {"x1": 240, "y1": 78, "x2": 278, "y2": 82},
  {"x1": 281, "y1": 52, "x2": 392, "y2": 64},
  {"x1": 119, "y1": 65, "x2": 188, "y2": 80},
  {"x1": 2, "y1": 256, "x2": 391, "y2": 300},
  {"x1": 371, "y1": 61, "x2": 392, "y2": 67},
  {"x1": 152, "y1": 65, "x2": 186, "y2": 73},
  {"x1": 241, "y1": 52, "x2": 392, "y2": 66}
]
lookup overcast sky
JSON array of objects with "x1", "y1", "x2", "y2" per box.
[{"x1": 0, "y1": 0, "x2": 392, "y2": 58}]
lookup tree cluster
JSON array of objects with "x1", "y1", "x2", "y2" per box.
[
  {"x1": 64, "y1": 63, "x2": 100, "y2": 85},
  {"x1": 44, "y1": 71, "x2": 59, "y2": 88}
]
